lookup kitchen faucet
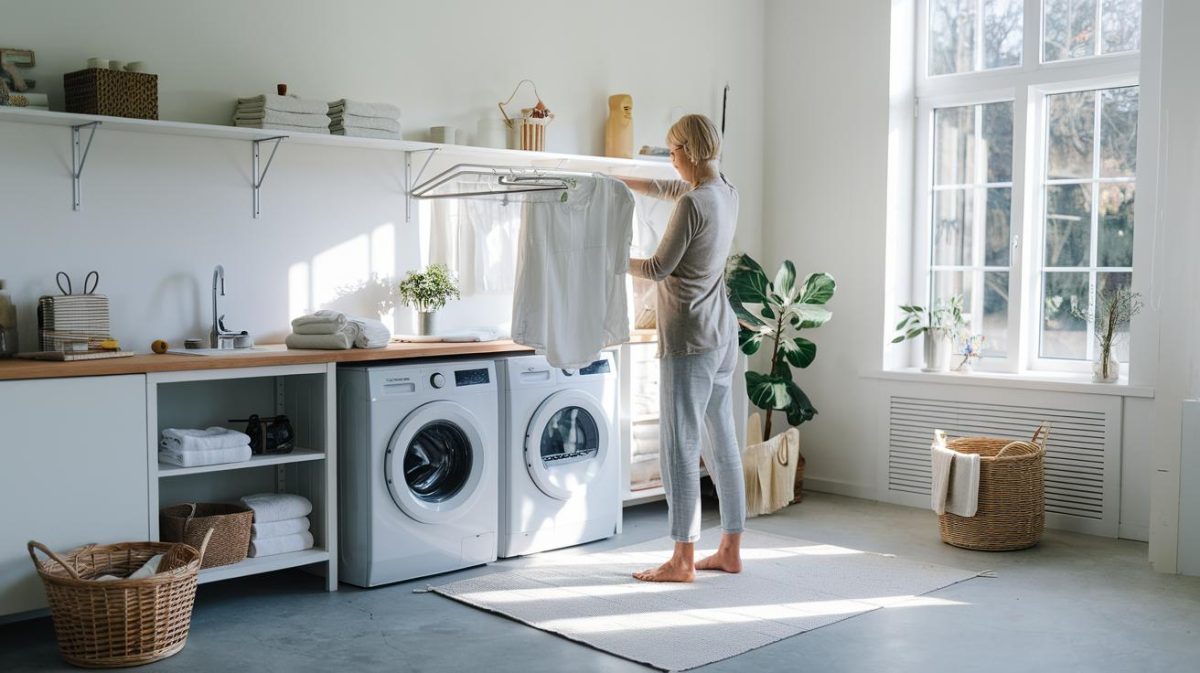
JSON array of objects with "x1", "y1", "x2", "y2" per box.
[{"x1": 211, "y1": 264, "x2": 225, "y2": 348}]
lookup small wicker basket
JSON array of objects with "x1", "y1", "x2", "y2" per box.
[
  {"x1": 938, "y1": 424, "x2": 1048, "y2": 551},
  {"x1": 160, "y1": 503, "x2": 253, "y2": 569},
  {"x1": 27, "y1": 533, "x2": 210, "y2": 668}
]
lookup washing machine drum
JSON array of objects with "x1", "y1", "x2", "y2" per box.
[
  {"x1": 386, "y1": 401, "x2": 487, "y2": 524},
  {"x1": 524, "y1": 390, "x2": 610, "y2": 501}
]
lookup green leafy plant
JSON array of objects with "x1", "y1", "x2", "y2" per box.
[
  {"x1": 726, "y1": 253, "x2": 836, "y2": 439},
  {"x1": 891, "y1": 295, "x2": 967, "y2": 344},
  {"x1": 396, "y1": 264, "x2": 461, "y2": 313}
]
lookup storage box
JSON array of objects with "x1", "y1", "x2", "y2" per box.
[{"x1": 63, "y1": 68, "x2": 158, "y2": 119}]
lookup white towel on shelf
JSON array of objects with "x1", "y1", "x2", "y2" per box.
[
  {"x1": 161, "y1": 427, "x2": 251, "y2": 451},
  {"x1": 292, "y1": 310, "x2": 347, "y2": 330},
  {"x1": 233, "y1": 121, "x2": 331, "y2": 134},
  {"x1": 240, "y1": 493, "x2": 313, "y2": 523},
  {"x1": 328, "y1": 115, "x2": 401, "y2": 134},
  {"x1": 511, "y1": 175, "x2": 634, "y2": 369},
  {"x1": 251, "y1": 517, "x2": 311, "y2": 540},
  {"x1": 347, "y1": 316, "x2": 390, "y2": 349},
  {"x1": 234, "y1": 109, "x2": 330, "y2": 129},
  {"x1": 248, "y1": 531, "x2": 314, "y2": 558},
  {"x1": 930, "y1": 430, "x2": 981, "y2": 517},
  {"x1": 159, "y1": 444, "x2": 252, "y2": 468},
  {"x1": 285, "y1": 331, "x2": 354, "y2": 350},
  {"x1": 331, "y1": 127, "x2": 401, "y2": 140},
  {"x1": 237, "y1": 94, "x2": 329, "y2": 115},
  {"x1": 328, "y1": 99, "x2": 402, "y2": 119}
]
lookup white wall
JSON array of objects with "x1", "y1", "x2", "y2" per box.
[{"x1": 0, "y1": 0, "x2": 764, "y2": 349}]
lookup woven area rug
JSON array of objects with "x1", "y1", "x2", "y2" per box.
[{"x1": 433, "y1": 528, "x2": 981, "y2": 671}]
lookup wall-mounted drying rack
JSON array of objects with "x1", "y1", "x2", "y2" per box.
[{"x1": 409, "y1": 162, "x2": 597, "y2": 201}]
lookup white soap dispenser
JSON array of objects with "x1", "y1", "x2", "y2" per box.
[{"x1": 0, "y1": 279, "x2": 17, "y2": 357}]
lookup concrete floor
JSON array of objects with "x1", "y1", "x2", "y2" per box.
[{"x1": 3, "y1": 492, "x2": 1199, "y2": 672}]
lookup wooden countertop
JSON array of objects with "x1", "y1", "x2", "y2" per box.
[{"x1": 0, "y1": 342, "x2": 535, "y2": 381}]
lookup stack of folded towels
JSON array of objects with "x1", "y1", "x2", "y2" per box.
[
  {"x1": 240, "y1": 493, "x2": 315, "y2": 558},
  {"x1": 285, "y1": 310, "x2": 391, "y2": 350},
  {"x1": 233, "y1": 94, "x2": 330, "y2": 134},
  {"x1": 327, "y1": 99, "x2": 402, "y2": 139},
  {"x1": 159, "y1": 427, "x2": 252, "y2": 468}
]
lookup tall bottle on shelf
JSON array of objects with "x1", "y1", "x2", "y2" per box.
[{"x1": 0, "y1": 279, "x2": 17, "y2": 357}]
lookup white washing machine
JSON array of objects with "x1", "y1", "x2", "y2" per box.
[
  {"x1": 498, "y1": 353, "x2": 620, "y2": 558},
  {"x1": 338, "y1": 359, "x2": 498, "y2": 587}
]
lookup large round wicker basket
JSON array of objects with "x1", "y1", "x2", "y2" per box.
[
  {"x1": 938, "y1": 424, "x2": 1048, "y2": 551},
  {"x1": 27, "y1": 532, "x2": 210, "y2": 668}
]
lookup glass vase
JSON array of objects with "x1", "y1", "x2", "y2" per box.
[{"x1": 1093, "y1": 349, "x2": 1119, "y2": 383}]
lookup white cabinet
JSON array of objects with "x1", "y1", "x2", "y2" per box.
[{"x1": 0, "y1": 375, "x2": 148, "y2": 618}]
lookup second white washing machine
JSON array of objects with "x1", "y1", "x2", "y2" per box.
[{"x1": 498, "y1": 353, "x2": 620, "y2": 558}]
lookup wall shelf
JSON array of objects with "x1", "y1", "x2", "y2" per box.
[{"x1": 157, "y1": 447, "x2": 325, "y2": 478}]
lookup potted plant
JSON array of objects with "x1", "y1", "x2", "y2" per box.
[
  {"x1": 891, "y1": 295, "x2": 966, "y2": 372},
  {"x1": 726, "y1": 253, "x2": 835, "y2": 504},
  {"x1": 955, "y1": 334, "x2": 986, "y2": 373},
  {"x1": 396, "y1": 264, "x2": 461, "y2": 336},
  {"x1": 1072, "y1": 288, "x2": 1142, "y2": 383}
]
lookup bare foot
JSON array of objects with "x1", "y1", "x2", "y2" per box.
[
  {"x1": 633, "y1": 559, "x2": 695, "y2": 583},
  {"x1": 695, "y1": 550, "x2": 742, "y2": 573}
]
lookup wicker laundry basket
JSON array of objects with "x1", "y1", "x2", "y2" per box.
[
  {"x1": 938, "y1": 424, "x2": 1048, "y2": 551},
  {"x1": 27, "y1": 532, "x2": 210, "y2": 668},
  {"x1": 160, "y1": 503, "x2": 253, "y2": 569}
]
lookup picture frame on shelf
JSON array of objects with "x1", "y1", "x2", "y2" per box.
[{"x1": 0, "y1": 48, "x2": 35, "y2": 68}]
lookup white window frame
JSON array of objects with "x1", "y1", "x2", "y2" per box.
[{"x1": 914, "y1": 0, "x2": 1141, "y2": 375}]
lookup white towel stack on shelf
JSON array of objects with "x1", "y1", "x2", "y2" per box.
[
  {"x1": 285, "y1": 310, "x2": 391, "y2": 350},
  {"x1": 240, "y1": 493, "x2": 315, "y2": 558},
  {"x1": 233, "y1": 94, "x2": 331, "y2": 134},
  {"x1": 327, "y1": 99, "x2": 402, "y2": 139},
  {"x1": 158, "y1": 427, "x2": 252, "y2": 468}
]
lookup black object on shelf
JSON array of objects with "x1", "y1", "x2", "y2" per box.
[{"x1": 227, "y1": 414, "x2": 295, "y2": 455}]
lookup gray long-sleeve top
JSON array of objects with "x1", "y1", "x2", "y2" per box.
[{"x1": 629, "y1": 176, "x2": 739, "y2": 358}]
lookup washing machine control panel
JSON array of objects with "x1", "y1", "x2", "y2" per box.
[{"x1": 430, "y1": 373, "x2": 446, "y2": 388}]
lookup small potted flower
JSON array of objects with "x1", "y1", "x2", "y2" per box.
[
  {"x1": 891, "y1": 295, "x2": 967, "y2": 372},
  {"x1": 955, "y1": 334, "x2": 986, "y2": 373},
  {"x1": 396, "y1": 264, "x2": 461, "y2": 336}
]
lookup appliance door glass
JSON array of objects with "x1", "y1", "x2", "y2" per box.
[
  {"x1": 525, "y1": 390, "x2": 609, "y2": 500},
  {"x1": 386, "y1": 401, "x2": 487, "y2": 524}
]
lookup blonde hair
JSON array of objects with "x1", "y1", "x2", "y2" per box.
[{"x1": 667, "y1": 114, "x2": 722, "y2": 165}]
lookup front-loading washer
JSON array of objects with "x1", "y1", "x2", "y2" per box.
[
  {"x1": 338, "y1": 359, "x2": 498, "y2": 587},
  {"x1": 498, "y1": 353, "x2": 620, "y2": 558}
]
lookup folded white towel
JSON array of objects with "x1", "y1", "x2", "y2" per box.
[
  {"x1": 347, "y1": 316, "x2": 390, "y2": 349},
  {"x1": 285, "y1": 331, "x2": 354, "y2": 350},
  {"x1": 237, "y1": 94, "x2": 329, "y2": 115},
  {"x1": 328, "y1": 99, "x2": 402, "y2": 119},
  {"x1": 240, "y1": 493, "x2": 313, "y2": 523},
  {"x1": 930, "y1": 441, "x2": 955, "y2": 516},
  {"x1": 328, "y1": 115, "x2": 402, "y2": 134},
  {"x1": 251, "y1": 517, "x2": 311, "y2": 540},
  {"x1": 439, "y1": 328, "x2": 501, "y2": 343},
  {"x1": 161, "y1": 427, "x2": 252, "y2": 451},
  {"x1": 930, "y1": 431, "x2": 981, "y2": 517},
  {"x1": 233, "y1": 121, "x2": 331, "y2": 134},
  {"x1": 292, "y1": 310, "x2": 348, "y2": 334},
  {"x1": 248, "y1": 531, "x2": 314, "y2": 558},
  {"x1": 234, "y1": 109, "x2": 331, "y2": 129},
  {"x1": 159, "y1": 444, "x2": 252, "y2": 468},
  {"x1": 331, "y1": 127, "x2": 402, "y2": 140}
]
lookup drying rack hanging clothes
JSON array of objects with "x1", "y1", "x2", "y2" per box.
[{"x1": 409, "y1": 163, "x2": 596, "y2": 201}]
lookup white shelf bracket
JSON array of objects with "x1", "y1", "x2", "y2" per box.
[
  {"x1": 404, "y1": 148, "x2": 439, "y2": 223},
  {"x1": 252, "y1": 135, "x2": 287, "y2": 218},
  {"x1": 71, "y1": 121, "x2": 101, "y2": 211}
]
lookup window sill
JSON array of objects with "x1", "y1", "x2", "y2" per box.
[{"x1": 863, "y1": 368, "x2": 1155, "y2": 398}]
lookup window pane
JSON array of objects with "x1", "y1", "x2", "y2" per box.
[
  {"x1": 983, "y1": 271, "x2": 1009, "y2": 355},
  {"x1": 1102, "y1": 0, "x2": 1142, "y2": 54},
  {"x1": 1045, "y1": 184, "x2": 1092, "y2": 267},
  {"x1": 934, "y1": 106, "x2": 976, "y2": 185},
  {"x1": 933, "y1": 189, "x2": 974, "y2": 266},
  {"x1": 983, "y1": 0, "x2": 1023, "y2": 68},
  {"x1": 1099, "y1": 184, "x2": 1135, "y2": 267},
  {"x1": 1042, "y1": 272, "x2": 1089, "y2": 359},
  {"x1": 985, "y1": 188, "x2": 1011, "y2": 266},
  {"x1": 1097, "y1": 272, "x2": 1133, "y2": 361},
  {"x1": 1048, "y1": 91, "x2": 1096, "y2": 180},
  {"x1": 1101, "y1": 87, "x2": 1139, "y2": 178},
  {"x1": 1045, "y1": 0, "x2": 1097, "y2": 62},
  {"x1": 930, "y1": 0, "x2": 977, "y2": 75},
  {"x1": 983, "y1": 101, "x2": 1014, "y2": 182}
]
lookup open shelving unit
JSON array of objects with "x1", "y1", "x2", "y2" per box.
[{"x1": 145, "y1": 363, "x2": 337, "y2": 590}]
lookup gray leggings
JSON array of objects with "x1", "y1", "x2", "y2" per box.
[{"x1": 659, "y1": 338, "x2": 746, "y2": 543}]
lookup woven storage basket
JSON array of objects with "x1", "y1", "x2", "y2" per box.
[
  {"x1": 938, "y1": 424, "x2": 1048, "y2": 551},
  {"x1": 160, "y1": 503, "x2": 253, "y2": 569},
  {"x1": 27, "y1": 533, "x2": 210, "y2": 668},
  {"x1": 63, "y1": 68, "x2": 158, "y2": 119}
]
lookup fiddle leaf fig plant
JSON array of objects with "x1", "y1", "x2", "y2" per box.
[{"x1": 726, "y1": 253, "x2": 836, "y2": 439}]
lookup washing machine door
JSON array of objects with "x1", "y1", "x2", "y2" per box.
[
  {"x1": 385, "y1": 401, "x2": 487, "y2": 524},
  {"x1": 524, "y1": 390, "x2": 610, "y2": 501}
]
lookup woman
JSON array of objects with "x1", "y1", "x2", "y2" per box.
[{"x1": 623, "y1": 114, "x2": 745, "y2": 583}]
